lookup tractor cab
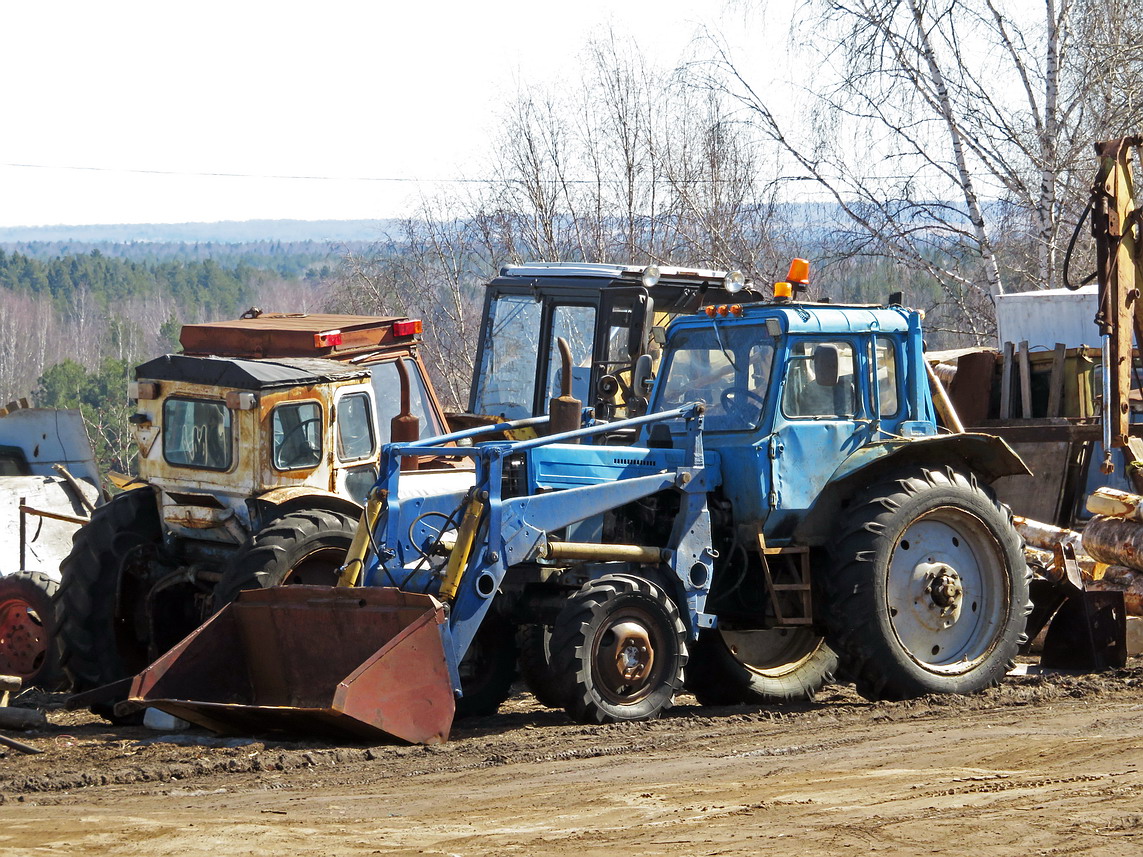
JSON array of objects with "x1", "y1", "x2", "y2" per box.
[{"x1": 469, "y1": 263, "x2": 766, "y2": 422}]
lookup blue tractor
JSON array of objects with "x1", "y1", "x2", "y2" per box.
[{"x1": 131, "y1": 275, "x2": 1032, "y2": 742}]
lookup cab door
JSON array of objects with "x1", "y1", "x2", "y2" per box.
[
  {"x1": 332, "y1": 385, "x2": 379, "y2": 503},
  {"x1": 767, "y1": 337, "x2": 869, "y2": 538}
]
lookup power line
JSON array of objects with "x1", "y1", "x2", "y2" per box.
[
  {"x1": 1, "y1": 161, "x2": 823, "y2": 186},
  {"x1": 1, "y1": 161, "x2": 493, "y2": 183}
]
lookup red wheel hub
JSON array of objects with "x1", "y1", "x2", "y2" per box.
[{"x1": 0, "y1": 595, "x2": 50, "y2": 680}]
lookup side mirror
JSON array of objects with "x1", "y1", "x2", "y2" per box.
[
  {"x1": 813, "y1": 344, "x2": 840, "y2": 387},
  {"x1": 627, "y1": 294, "x2": 655, "y2": 360},
  {"x1": 633, "y1": 353, "x2": 655, "y2": 394}
]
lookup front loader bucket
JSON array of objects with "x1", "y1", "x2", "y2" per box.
[{"x1": 126, "y1": 586, "x2": 455, "y2": 744}]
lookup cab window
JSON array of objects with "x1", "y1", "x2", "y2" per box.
[
  {"x1": 545, "y1": 304, "x2": 596, "y2": 406},
  {"x1": 472, "y1": 294, "x2": 543, "y2": 419},
  {"x1": 781, "y1": 340, "x2": 858, "y2": 419},
  {"x1": 874, "y1": 337, "x2": 901, "y2": 417},
  {"x1": 272, "y1": 401, "x2": 323, "y2": 470},
  {"x1": 337, "y1": 392, "x2": 376, "y2": 461},
  {"x1": 163, "y1": 398, "x2": 232, "y2": 470}
]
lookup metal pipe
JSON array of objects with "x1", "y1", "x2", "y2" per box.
[
  {"x1": 18, "y1": 496, "x2": 25, "y2": 571},
  {"x1": 511, "y1": 403, "x2": 700, "y2": 452},
  {"x1": 924, "y1": 359, "x2": 964, "y2": 433},
  {"x1": 402, "y1": 415, "x2": 552, "y2": 449},
  {"x1": 537, "y1": 541, "x2": 666, "y2": 563},
  {"x1": 1101, "y1": 332, "x2": 1114, "y2": 473},
  {"x1": 387, "y1": 404, "x2": 701, "y2": 461},
  {"x1": 17, "y1": 504, "x2": 88, "y2": 526}
]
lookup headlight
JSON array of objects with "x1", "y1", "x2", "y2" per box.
[
  {"x1": 723, "y1": 270, "x2": 746, "y2": 293},
  {"x1": 641, "y1": 265, "x2": 661, "y2": 288}
]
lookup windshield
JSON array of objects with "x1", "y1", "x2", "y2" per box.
[
  {"x1": 370, "y1": 359, "x2": 445, "y2": 441},
  {"x1": 472, "y1": 294, "x2": 543, "y2": 420},
  {"x1": 655, "y1": 324, "x2": 774, "y2": 431}
]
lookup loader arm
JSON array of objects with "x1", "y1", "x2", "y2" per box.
[{"x1": 363, "y1": 404, "x2": 721, "y2": 674}]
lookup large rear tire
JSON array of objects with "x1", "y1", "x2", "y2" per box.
[
  {"x1": 823, "y1": 467, "x2": 1030, "y2": 701},
  {"x1": 212, "y1": 509, "x2": 358, "y2": 609},
  {"x1": 57, "y1": 488, "x2": 162, "y2": 691},
  {"x1": 0, "y1": 570, "x2": 65, "y2": 690},
  {"x1": 550, "y1": 575, "x2": 687, "y2": 724},
  {"x1": 685, "y1": 626, "x2": 837, "y2": 705}
]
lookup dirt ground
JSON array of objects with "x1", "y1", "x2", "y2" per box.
[{"x1": 0, "y1": 662, "x2": 1141, "y2": 857}]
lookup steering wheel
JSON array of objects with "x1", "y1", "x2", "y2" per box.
[
  {"x1": 720, "y1": 386, "x2": 765, "y2": 414},
  {"x1": 276, "y1": 418, "x2": 322, "y2": 467}
]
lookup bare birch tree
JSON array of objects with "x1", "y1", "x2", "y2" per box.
[{"x1": 697, "y1": 0, "x2": 1141, "y2": 342}]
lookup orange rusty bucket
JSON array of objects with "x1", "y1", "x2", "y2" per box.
[{"x1": 127, "y1": 586, "x2": 455, "y2": 744}]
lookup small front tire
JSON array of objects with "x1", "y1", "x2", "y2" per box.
[{"x1": 550, "y1": 575, "x2": 687, "y2": 724}]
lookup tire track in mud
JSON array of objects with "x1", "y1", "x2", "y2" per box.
[{"x1": 3, "y1": 666, "x2": 1141, "y2": 801}]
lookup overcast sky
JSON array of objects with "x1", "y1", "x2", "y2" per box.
[{"x1": 0, "y1": 1, "x2": 785, "y2": 228}]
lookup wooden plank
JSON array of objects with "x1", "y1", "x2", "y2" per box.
[
  {"x1": 1018, "y1": 340, "x2": 1033, "y2": 418},
  {"x1": 1000, "y1": 341, "x2": 1015, "y2": 419},
  {"x1": 1047, "y1": 342, "x2": 1067, "y2": 418}
]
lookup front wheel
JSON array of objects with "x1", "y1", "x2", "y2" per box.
[
  {"x1": 212, "y1": 509, "x2": 358, "y2": 609},
  {"x1": 823, "y1": 467, "x2": 1030, "y2": 701},
  {"x1": 550, "y1": 575, "x2": 687, "y2": 724}
]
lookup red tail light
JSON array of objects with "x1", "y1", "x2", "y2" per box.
[{"x1": 393, "y1": 319, "x2": 423, "y2": 337}]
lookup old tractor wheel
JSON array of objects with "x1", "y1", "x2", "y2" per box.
[
  {"x1": 0, "y1": 570, "x2": 65, "y2": 690},
  {"x1": 550, "y1": 575, "x2": 687, "y2": 724},
  {"x1": 685, "y1": 627, "x2": 837, "y2": 706},
  {"x1": 57, "y1": 487, "x2": 163, "y2": 692},
  {"x1": 455, "y1": 615, "x2": 518, "y2": 718},
  {"x1": 517, "y1": 624, "x2": 566, "y2": 709},
  {"x1": 824, "y1": 467, "x2": 1030, "y2": 701},
  {"x1": 212, "y1": 509, "x2": 358, "y2": 609}
]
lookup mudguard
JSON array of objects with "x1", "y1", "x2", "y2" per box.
[{"x1": 794, "y1": 433, "x2": 1030, "y2": 546}]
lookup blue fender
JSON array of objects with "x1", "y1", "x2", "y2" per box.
[{"x1": 793, "y1": 432, "x2": 1029, "y2": 546}]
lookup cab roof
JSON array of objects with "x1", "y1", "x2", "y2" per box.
[
  {"x1": 673, "y1": 302, "x2": 916, "y2": 335},
  {"x1": 136, "y1": 354, "x2": 371, "y2": 391}
]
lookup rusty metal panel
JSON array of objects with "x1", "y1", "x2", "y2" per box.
[
  {"x1": 991, "y1": 441, "x2": 1072, "y2": 524},
  {"x1": 180, "y1": 314, "x2": 416, "y2": 360},
  {"x1": 127, "y1": 586, "x2": 455, "y2": 744}
]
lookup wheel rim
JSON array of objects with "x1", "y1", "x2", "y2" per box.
[
  {"x1": 282, "y1": 546, "x2": 346, "y2": 586},
  {"x1": 717, "y1": 627, "x2": 825, "y2": 678},
  {"x1": 591, "y1": 606, "x2": 665, "y2": 706},
  {"x1": 887, "y1": 506, "x2": 1009, "y2": 674},
  {"x1": 0, "y1": 595, "x2": 50, "y2": 680}
]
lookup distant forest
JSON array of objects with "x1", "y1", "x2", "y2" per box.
[
  {"x1": 0, "y1": 243, "x2": 339, "y2": 472},
  {"x1": 0, "y1": 231, "x2": 934, "y2": 475},
  {"x1": 0, "y1": 240, "x2": 361, "y2": 278}
]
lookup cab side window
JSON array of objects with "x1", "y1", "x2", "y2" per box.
[
  {"x1": 337, "y1": 392, "x2": 376, "y2": 461},
  {"x1": 874, "y1": 337, "x2": 901, "y2": 417},
  {"x1": 782, "y1": 340, "x2": 857, "y2": 419},
  {"x1": 272, "y1": 402, "x2": 322, "y2": 470}
]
